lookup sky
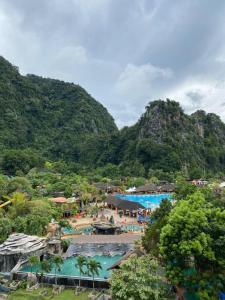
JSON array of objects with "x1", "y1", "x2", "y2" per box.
[{"x1": 1, "y1": 0, "x2": 225, "y2": 128}]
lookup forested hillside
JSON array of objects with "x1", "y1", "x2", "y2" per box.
[
  {"x1": 0, "y1": 56, "x2": 117, "y2": 168},
  {"x1": 113, "y1": 100, "x2": 225, "y2": 178},
  {"x1": 1, "y1": 56, "x2": 225, "y2": 178}
]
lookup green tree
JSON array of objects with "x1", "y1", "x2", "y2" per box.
[
  {"x1": 52, "y1": 255, "x2": 63, "y2": 285},
  {"x1": 7, "y1": 177, "x2": 34, "y2": 196},
  {"x1": 75, "y1": 256, "x2": 87, "y2": 288},
  {"x1": 109, "y1": 215, "x2": 114, "y2": 225},
  {"x1": 80, "y1": 192, "x2": 92, "y2": 208},
  {"x1": 174, "y1": 177, "x2": 197, "y2": 200},
  {"x1": 61, "y1": 239, "x2": 70, "y2": 253},
  {"x1": 58, "y1": 219, "x2": 71, "y2": 237},
  {"x1": 7, "y1": 192, "x2": 29, "y2": 218},
  {"x1": 13, "y1": 216, "x2": 27, "y2": 233},
  {"x1": 110, "y1": 255, "x2": 171, "y2": 300},
  {"x1": 0, "y1": 217, "x2": 12, "y2": 242},
  {"x1": 142, "y1": 199, "x2": 172, "y2": 256},
  {"x1": 28, "y1": 255, "x2": 39, "y2": 274},
  {"x1": 160, "y1": 191, "x2": 225, "y2": 299},
  {"x1": 24, "y1": 214, "x2": 49, "y2": 236},
  {"x1": 87, "y1": 259, "x2": 102, "y2": 290},
  {"x1": 1, "y1": 149, "x2": 42, "y2": 176},
  {"x1": 39, "y1": 259, "x2": 51, "y2": 286},
  {"x1": 0, "y1": 175, "x2": 8, "y2": 199}
]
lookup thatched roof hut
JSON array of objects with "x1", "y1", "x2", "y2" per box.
[
  {"x1": 135, "y1": 183, "x2": 157, "y2": 193},
  {"x1": 157, "y1": 183, "x2": 175, "y2": 193},
  {"x1": 105, "y1": 195, "x2": 145, "y2": 211},
  {"x1": 94, "y1": 182, "x2": 119, "y2": 193}
]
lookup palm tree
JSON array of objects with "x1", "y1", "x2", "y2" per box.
[
  {"x1": 87, "y1": 259, "x2": 102, "y2": 291},
  {"x1": 75, "y1": 256, "x2": 87, "y2": 288},
  {"x1": 39, "y1": 259, "x2": 51, "y2": 287},
  {"x1": 28, "y1": 255, "x2": 39, "y2": 274},
  {"x1": 52, "y1": 255, "x2": 63, "y2": 285},
  {"x1": 58, "y1": 219, "x2": 71, "y2": 238}
]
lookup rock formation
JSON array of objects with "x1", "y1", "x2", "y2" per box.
[{"x1": 0, "y1": 233, "x2": 47, "y2": 272}]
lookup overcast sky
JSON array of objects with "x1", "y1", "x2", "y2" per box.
[{"x1": 1, "y1": 0, "x2": 225, "y2": 127}]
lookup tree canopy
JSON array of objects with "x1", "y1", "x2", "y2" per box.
[
  {"x1": 110, "y1": 255, "x2": 172, "y2": 300},
  {"x1": 160, "y1": 191, "x2": 225, "y2": 300}
]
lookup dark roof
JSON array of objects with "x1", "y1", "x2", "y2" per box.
[
  {"x1": 108, "y1": 248, "x2": 145, "y2": 270},
  {"x1": 135, "y1": 183, "x2": 157, "y2": 193},
  {"x1": 157, "y1": 183, "x2": 175, "y2": 192},
  {"x1": 105, "y1": 195, "x2": 145, "y2": 211},
  {"x1": 105, "y1": 195, "x2": 118, "y2": 205},
  {"x1": 108, "y1": 250, "x2": 133, "y2": 270}
]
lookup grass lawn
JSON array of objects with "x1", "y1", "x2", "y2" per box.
[{"x1": 7, "y1": 288, "x2": 90, "y2": 300}]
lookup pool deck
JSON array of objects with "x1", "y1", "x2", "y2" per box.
[{"x1": 69, "y1": 233, "x2": 141, "y2": 244}]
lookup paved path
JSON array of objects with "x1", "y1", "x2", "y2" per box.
[
  {"x1": 68, "y1": 208, "x2": 137, "y2": 228},
  {"x1": 69, "y1": 233, "x2": 141, "y2": 244}
]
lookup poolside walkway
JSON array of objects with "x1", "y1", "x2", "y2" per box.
[
  {"x1": 69, "y1": 233, "x2": 141, "y2": 244},
  {"x1": 68, "y1": 208, "x2": 138, "y2": 228}
]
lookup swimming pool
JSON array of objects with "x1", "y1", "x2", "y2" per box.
[
  {"x1": 115, "y1": 193, "x2": 172, "y2": 209},
  {"x1": 20, "y1": 255, "x2": 122, "y2": 280},
  {"x1": 121, "y1": 224, "x2": 144, "y2": 232},
  {"x1": 62, "y1": 226, "x2": 94, "y2": 235}
]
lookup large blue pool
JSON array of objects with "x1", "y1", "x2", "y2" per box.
[
  {"x1": 21, "y1": 255, "x2": 122, "y2": 280},
  {"x1": 115, "y1": 193, "x2": 172, "y2": 209}
]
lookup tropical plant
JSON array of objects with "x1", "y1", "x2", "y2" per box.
[
  {"x1": 87, "y1": 259, "x2": 102, "y2": 290},
  {"x1": 58, "y1": 219, "x2": 71, "y2": 237},
  {"x1": 142, "y1": 198, "x2": 172, "y2": 256},
  {"x1": 52, "y1": 255, "x2": 63, "y2": 285},
  {"x1": 160, "y1": 191, "x2": 225, "y2": 299},
  {"x1": 39, "y1": 259, "x2": 51, "y2": 286},
  {"x1": 75, "y1": 256, "x2": 87, "y2": 288},
  {"x1": 28, "y1": 255, "x2": 39, "y2": 274},
  {"x1": 0, "y1": 217, "x2": 13, "y2": 243},
  {"x1": 109, "y1": 215, "x2": 114, "y2": 225},
  {"x1": 110, "y1": 255, "x2": 171, "y2": 300},
  {"x1": 61, "y1": 239, "x2": 70, "y2": 253}
]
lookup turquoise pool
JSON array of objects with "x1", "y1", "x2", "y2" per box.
[
  {"x1": 115, "y1": 193, "x2": 172, "y2": 209},
  {"x1": 121, "y1": 224, "x2": 144, "y2": 232},
  {"x1": 62, "y1": 226, "x2": 94, "y2": 235},
  {"x1": 21, "y1": 255, "x2": 122, "y2": 280}
]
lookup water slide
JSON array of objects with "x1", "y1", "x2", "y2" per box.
[{"x1": 0, "y1": 200, "x2": 11, "y2": 209}]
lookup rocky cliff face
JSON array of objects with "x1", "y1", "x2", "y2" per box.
[
  {"x1": 137, "y1": 100, "x2": 192, "y2": 142},
  {"x1": 0, "y1": 233, "x2": 47, "y2": 272},
  {"x1": 135, "y1": 99, "x2": 225, "y2": 145},
  {"x1": 116, "y1": 99, "x2": 225, "y2": 174}
]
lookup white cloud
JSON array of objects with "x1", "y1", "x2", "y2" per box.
[
  {"x1": 115, "y1": 63, "x2": 173, "y2": 103},
  {"x1": 167, "y1": 79, "x2": 225, "y2": 120},
  {"x1": 54, "y1": 46, "x2": 88, "y2": 65},
  {"x1": 1, "y1": 0, "x2": 225, "y2": 127}
]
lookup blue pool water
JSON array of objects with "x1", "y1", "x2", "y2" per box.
[
  {"x1": 21, "y1": 255, "x2": 122, "y2": 279},
  {"x1": 62, "y1": 226, "x2": 93, "y2": 235},
  {"x1": 115, "y1": 193, "x2": 172, "y2": 209},
  {"x1": 121, "y1": 224, "x2": 144, "y2": 232}
]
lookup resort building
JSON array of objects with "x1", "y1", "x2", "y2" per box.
[
  {"x1": 135, "y1": 183, "x2": 157, "y2": 194},
  {"x1": 157, "y1": 183, "x2": 175, "y2": 193},
  {"x1": 105, "y1": 195, "x2": 145, "y2": 217},
  {"x1": 94, "y1": 182, "x2": 120, "y2": 193},
  {"x1": 49, "y1": 197, "x2": 68, "y2": 204}
]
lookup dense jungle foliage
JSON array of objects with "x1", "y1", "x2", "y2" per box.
[
  {"x1": 142, "y1": 183, "x2": 225, "y2": 300},
  {"x1": 1, "y1": 56, "x2": 225, "y2": 179}
]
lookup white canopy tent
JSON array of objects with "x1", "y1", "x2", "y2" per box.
[{"x1": 125, "y1": 186, "x2": 136, "y2": 193}]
